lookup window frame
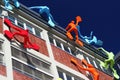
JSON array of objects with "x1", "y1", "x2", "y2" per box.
[
  {"x1": 11, "y1": 46, "x2": 51, "y2": 73},
  {"x1": 58, "y1": 69, "x2": 84, "y2": 80},
  {"x1": 8, "y1": 15, "x2": 43, "y2": 39},
  {"x1": 0, "y1": 39, "x2": 5, "y2": 65}
]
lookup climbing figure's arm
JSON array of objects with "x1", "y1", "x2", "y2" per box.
[
  {"x1": 65, "y1": 24, "x2": 71, "y2": 31},
  {"x1": 75, "y1": 16, "x2": 82, "y2": 26},
  {"x1": 98, "y1": 47, "x2": 109, "y2": 55},
  {"x1": 29, "y1": 6, "x2": 43, "y2": 9},
  {"x1": 4, "y1": 18, "x2": 22, "y2": 32}
]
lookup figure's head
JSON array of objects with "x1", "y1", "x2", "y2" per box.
[
  {"x1": 71, "y1": 20, "x2": 75, "y2": 23},
  {"x1": 76, "y1": 16, "x2": 82, "y2": 22}
]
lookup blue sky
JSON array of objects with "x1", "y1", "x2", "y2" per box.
[{"x1": 19, "y1": 0, "x2": 120, "y2": 54}]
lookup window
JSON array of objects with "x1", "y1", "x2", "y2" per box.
[
  {"x1": 0, "y1": 41, "x2": 4, "y2": 65},
  {"x1": 58, "y1": 70, "x2": 84, "y2": 80},
  {"x1": 74, "y1": 78, "x2": 84, "y2": 80},
  {"x1": 17, "y1": 20, "x2": 24, "y2": 29},
  {"x1": 35, "y1": 28, "x2": 41, "y2": 38},
  {"x1": 30, "y1": 55, "x2": 51, "y2": 73},
  {"x1": 58, "y1": 71, "x2": 64, "y2": 80},
  {"x1": 49, "y1": 36, "x2": 78, "y2": 56},
  {"x1": 56, "y1": 40, "x2": 62, "y2": 49},
  {"x1": 26, "y1": 25, "x2": 34, "y2": 34},
  {"x1": 34, "y1": 70, "x2": 43, "y2": 79},
  {"x1": 64, "y1": 45, "x2": 70, "y2": 53},
  {"x1": 12, "y1": 59, "x2": 22, "y2": 70},
  {"x1": 44, "y1": 75, "x2": 53, "y2": 80},
  {"x1": 11, "y1": 47, "x2": 51, "y2": 73},
  {"x1": 8, "y1": 15, "x2": 44, "y2": 39},
  {"x1": 86, "y1": 57, "x2": 91, "y2": 64},
  {"x1": 49, "y1": 37, "x2": 54, "y2": 44},
  {"x1": 116, "y1": 63, "x2": 120, "y2": 75},
  {"x1": 117, "y1": 63, "x2": 120, "y2": 70},
  {"x1": 93, "y1": 60, "x2": 98, "y2": 68},
  {"x1": 0, "y1": 41, "x2": 3, "y2": 51},
  {"x1": 11, "y1": 47, "x2": 27, "y2": 62},
  {"x1": 23, "y1": 65, "x2": 33, "y2": 74},
  {"x1": 66, "y1": 74, "x2": 72, "y2": 80},
  {"x1": 9, "y1": 15, "x2": 15, "y2": 24},
  {"x1": 0, "y1": 54, "x2": 4, "y2": 64},
  {"x1": 42, "y1": 62, "x2": 50, "y2": 70},
  {"x1": 71, "y1": 49, "x2": 77, "y2": 56},
  {"x1": 12, "y1": 59, "x2": 53, "y2": 80},
  {"x1": 87, "y1": 57, "x2": 94, "y2": 66}
]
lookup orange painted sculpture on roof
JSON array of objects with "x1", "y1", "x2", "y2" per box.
[
  {"x1": 65, "y1": 16, "x2": 83, "y2": 46},
  {"x1": 4, "y1": 18, "x2": 39, "y2": 51},
  {"x1": 71, "y1": 58, "x2": 99, "y2": 80}
]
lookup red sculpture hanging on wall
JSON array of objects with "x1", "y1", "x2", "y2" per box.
[
  {"x1": 4, "y1": 18, "x2": 39, "y2": 51},
  {"x1": 71, "y1": 58, "x2": 99, "y2": 80},
  {"x1": 65, "y1": 16, "x2": 83, "y2": 46}
]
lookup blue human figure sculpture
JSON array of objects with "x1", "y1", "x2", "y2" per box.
[
  {"x1": 3, "y1": 0, "x2": 20, "y2": 10},
  {"x1": 29, "y1": 6, "x2": 56, "y2": 27},
  {"x1": 77, "y1": 25, "x2": 103, "y2": 46}
]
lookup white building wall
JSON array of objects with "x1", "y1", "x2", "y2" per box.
[
  {"x1": 0, "y1": 19, "x2": 14, "y2": 80},
  {"x1": 42, "y1": 30, "x2": 60, "y2": 80}
]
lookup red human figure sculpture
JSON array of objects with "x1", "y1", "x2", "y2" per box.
[
  {"x1": 71, "y1": 58, "x2": 99, "y2": 80},
  {"x1": 4, "y1": 18, "x2": 39, "y2": 51},
  {"x1": 66, "y1": 16, "x2": 83, "y2": 46}
]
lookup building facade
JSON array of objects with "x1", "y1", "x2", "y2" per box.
[{"x1": 0, "y1": 1, "x2": 115, "y2": 80}]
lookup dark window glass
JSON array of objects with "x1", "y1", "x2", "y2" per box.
[
  {"x1": 44, "y1": 75, "x2": 53, "y2": 80},
  {"x1": 66, "y1": 74, "x2": 72, "y2": 80},
  {"x1": 32, "y1": 57, "x2": 41, "y2": 67},
  {"x1": 12, "y1": 47, "x2": 51, "y2": 74},
  {"x1": 0, "y1": 54, "x2": 3, "y2": 64},
  {"x1": 56, "y1": 40, "x2": 61, "y2": 48},
  {"x1": 71, "y1": 49, "x2": 76, "y2": 56},
  {"x1": 74, "y1": 78, "x2": 84, "y2": 80},
  {"x1": 116, "y1": 63, "x2": 120, "y2": 75},
  {"x1": 12, "y1": 60, "x2": 22, "y2": 70},
  {"x1": 35, "y1": 29, "x2": 41, "y2": 38},
  {"x1": 42, "y1": 62, "x2": 50, "y2": 69},
  {"x1": 0, "y1": 42, "x2": 3, "y2": 51},
  {"x1": 11, "y1": 47, "x2": 21, "y2": 58},
  {"x1": 49, "y1": 37, "x2": 54, "y2": 44},
  {"x1": 34, "y1": 70, "x2": 43, "y2": 79},
  {"x1": 9, "y1": 15, "x2": 15, "y2": 23},
  {"x1": 17, "y1": 20, "x2": 24, "y2": 29},
  {"x1": 64, "y1": 46, "x2": 69, "y2": 53},
  {"x1": 12, "y1": 59, "x2": 52, "y2": 80},
  {"x1": 11, "y1": 47, "x2": 27, "y2": 62},
  {"x1": 23, "y1": 65, "x2": 33, "y2": 74},
  {"x1": 26, "y1": 25, "x2": 33, "y2": 34},
  {"x1": 58, "y1": 71, "x2": 64, "y2": 80}
]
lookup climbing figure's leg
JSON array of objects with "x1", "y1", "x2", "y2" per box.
[
  {"x1": 66, "y1": 28, "x2": 74, "y2": 40},
  {"x1": 75, "y1": 30, "x2": 83, "y2": 46},
  {"x1": 48, "y1": 14, "x2": 55, "y2": 27}
]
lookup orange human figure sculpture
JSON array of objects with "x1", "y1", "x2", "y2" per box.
[
  {"x1": 71, "y1": 58, "x2": 99, "y2": 80},
  {"x1": 4, "y1": 18, "x2": 39, "y2": 51},
  {"x1": 66, "y1": 16, "x2": 83, "y2": 46}
]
